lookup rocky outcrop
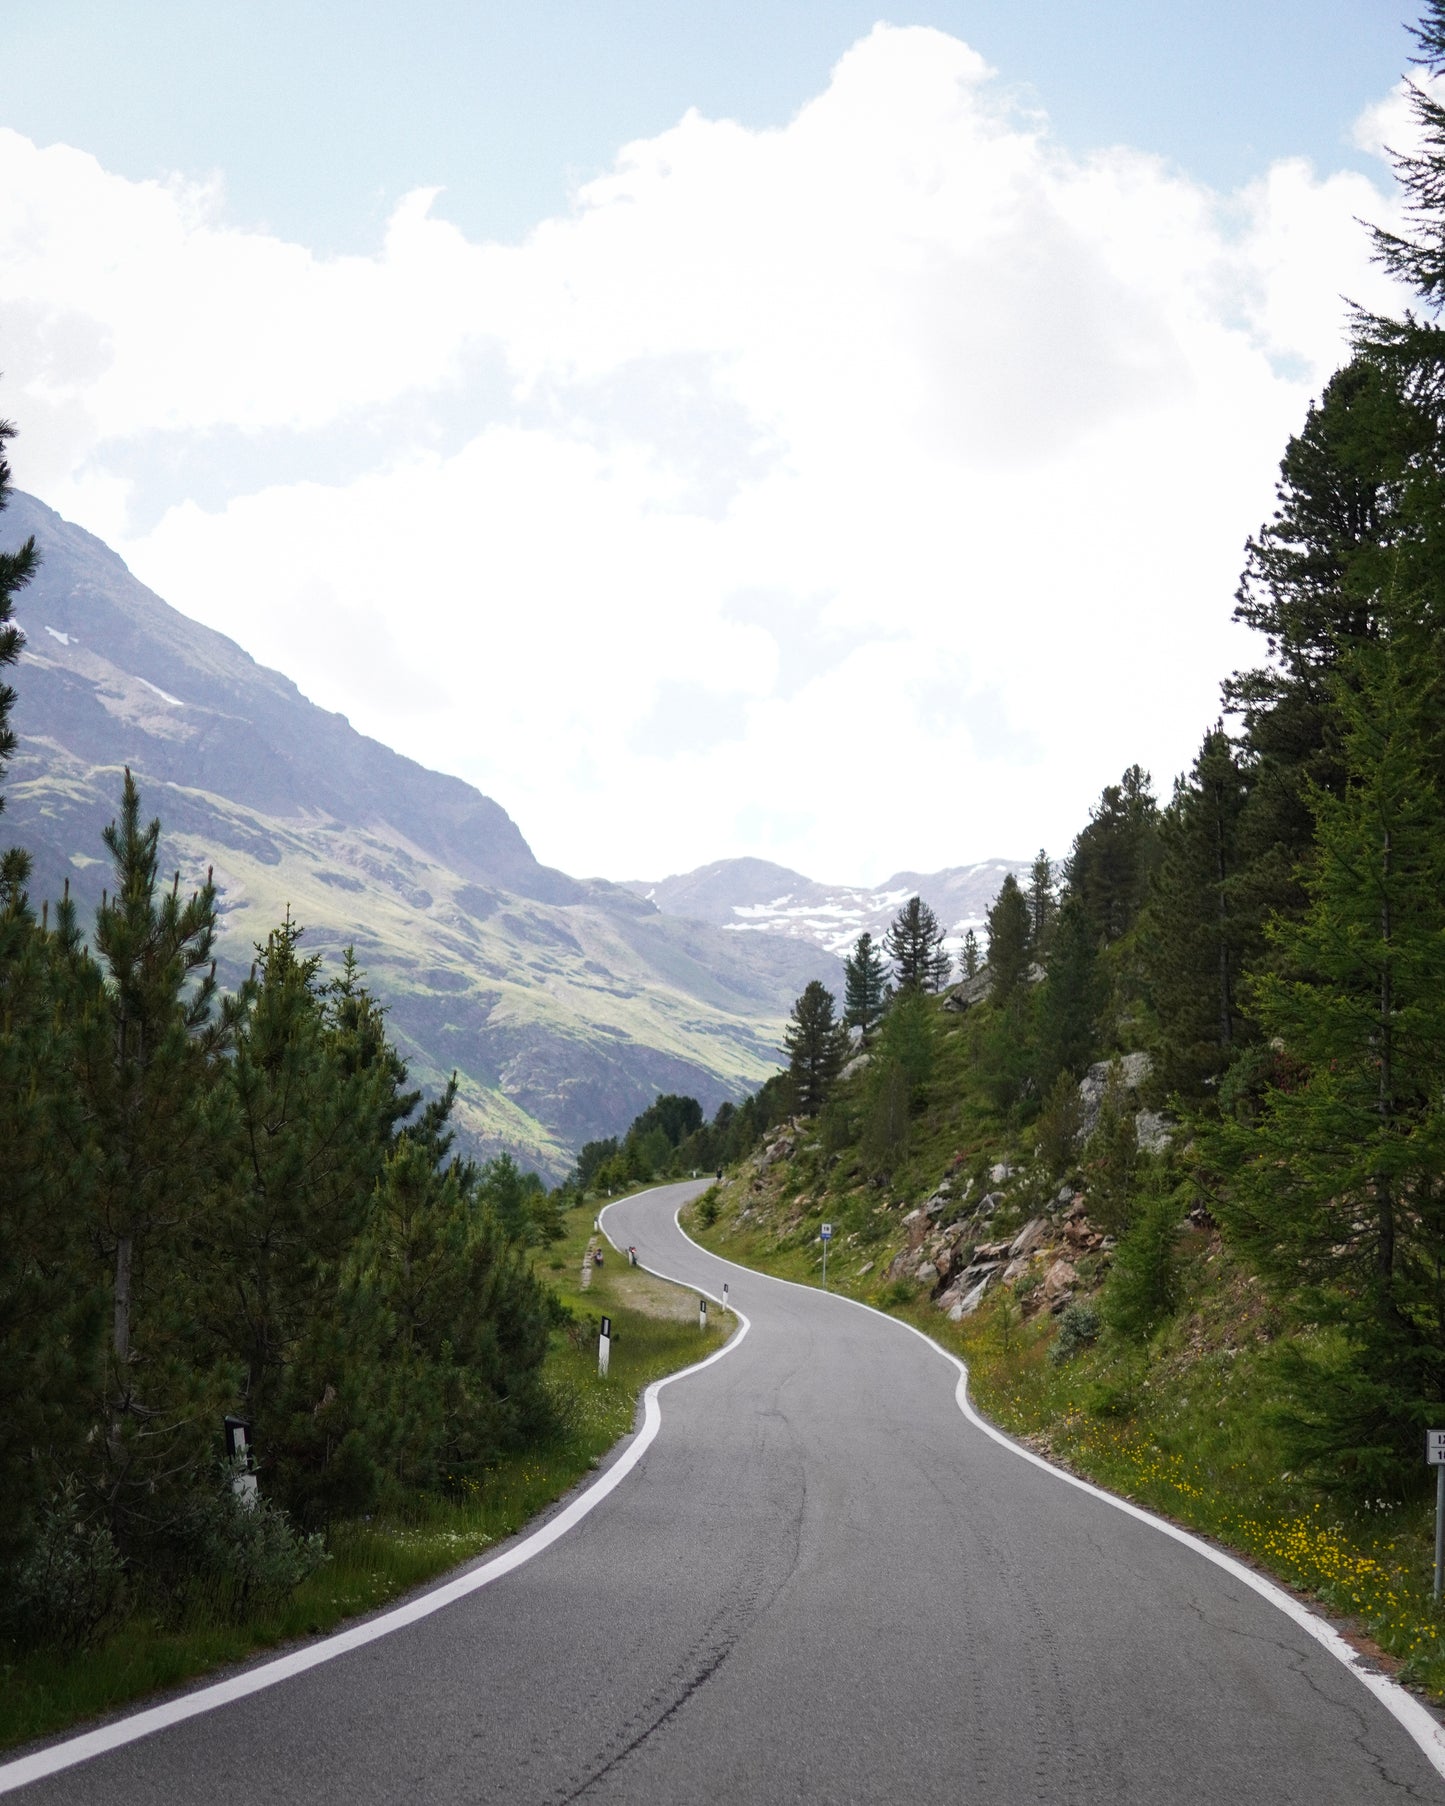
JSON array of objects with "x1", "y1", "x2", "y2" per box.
[{"x1": 1076, "y1": 1052, "x2": 1175, "y2": 1153}]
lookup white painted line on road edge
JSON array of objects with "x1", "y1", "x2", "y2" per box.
[
  {"x1": 0, "y1": 1186, "x2": 750, "y2": 1800},
  {"x1": 670, "y1": 1207, "x2": 1445, "y2": 1785}
]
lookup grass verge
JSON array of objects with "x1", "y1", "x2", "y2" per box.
[{"x1": 0, "y1": 1197, "x2": 727, "y2": 1754}]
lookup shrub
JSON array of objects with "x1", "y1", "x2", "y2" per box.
[
  {"x1": 1049, "y1": 1300, "x2": 1101, "y2": 1365},
  {"x1": 174, "y1": 1467, "x2": 328, "y2": 1620},
  {"x1": 1082, "y1": 1060, "x2": 1141, "y2": 1234},
  {"x1": 1035, "y1": 1069, "x2": 1082, "y2": 1181},
  {"x1": 696, "y1": 1187, "x2": 721, "y2": 1229},
  {"x1": 6, "y1": 1480, "x2": 126, "y2": 1652},
  {"x1": 1102, "y1": 1179, "x2": 1182, "y2": 1340}
]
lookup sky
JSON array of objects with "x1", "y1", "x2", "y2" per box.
[{"x1": 0, "y1": 2, "x2": 1424, "y2": 884}]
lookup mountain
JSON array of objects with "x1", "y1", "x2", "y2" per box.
[
  {"x1": 626, "y1": 856, "x2": 1031, "y2": 957},
  {"x1": 0, "y1": 493, "x2": 841, "y2": 1178}
]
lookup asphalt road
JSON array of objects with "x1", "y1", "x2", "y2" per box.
[{"x1": 9, "y1": 1178, "x2": 1445, "y2": 1804}]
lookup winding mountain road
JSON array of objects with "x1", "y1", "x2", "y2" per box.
[{"x1": 7, "y1": 1178, "x2": 1445, "y2": 1803}]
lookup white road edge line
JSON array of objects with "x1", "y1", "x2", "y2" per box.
[
  {"x1": 0, "y1": 1184, "x2": 746, "y2": 1799},
  {"x1": 666, "y1": 1201, "x2": 1445, "y2": 1784}
]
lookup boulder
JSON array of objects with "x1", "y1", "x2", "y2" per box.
[
  {"x1": 1039, "y1": 1257, "x2": 1078, "y2": 1313},
  {"x1": 1135, "y1": 1110, "x2": 1174, "y2": 1154},
  {"x1": 887, "y1": 1247, "x2": 915, "y2": 1281},
  {"x1": 948, "y1": 1276, "x2": 992, "y2": 1320},
  {"x1": 1076, "y1": 1051, "x2": 1153, "y2": 1141},
  {"x1": 943, "y1": 969, "x2": 992, "y2": 1014},
  {"x1": 1008, "y1": 1216, "x2": 1048, "y2": 1259}
]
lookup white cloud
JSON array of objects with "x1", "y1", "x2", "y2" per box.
[{"x1": 0, "y1": 27, "x2": 1414, "y2": 882}]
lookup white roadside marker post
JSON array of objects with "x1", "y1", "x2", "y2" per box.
[
  {"x1": 698, "y1": 1297, "x2": 707, "y2": 1332},
  {"x1": 224, "y1": 1415, "x2": 258, "y2": 1510},
  {"x1": 820, "y1": 1222, "x2": 833, "y2": 1289},
  {"x1": 598, "y1": 1315, "x2": 611, "y2": 1379},
  {"x1": 1429, "y1": 1430, "x2": 1445, "y2": 1599},
  {"x1": 722, "y1": 1282, "x2": 729, "y2": 1313}
]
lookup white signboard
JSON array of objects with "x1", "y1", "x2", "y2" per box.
[
  {"x1": 820, "y1": 1223, "x2": 833, "y2": 1241},
  {"x1": 1427, "y1": 1429, "x2": 1445, "y2": 1465}
]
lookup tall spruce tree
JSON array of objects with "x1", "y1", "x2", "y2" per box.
[
  {"x1": 1358, "y1": 2, "x2": 1445, "y2": 404},
  {"x1": 885, "y1": 895, "x2": 950, "y2": 994},
  {"x1": 1211, "y1": 621, "x2": 1445, "y2": 1494},
  {"x1": 1066, "y1": 765, "x2": 1160, "y2": 945},
  {"x1": 961, "y1": 927, "x2": 981, "y2": 979},
  {"x1": 1034, "y1": 895, "x2": 1103, "y2": 1087},
  {"x1": 1225, "y1": 359, "x2": 1429, "y2": 946},
  {"x1": 843, "y1": 931, "x2": 889, "y2": 1039},
  {"x1": 984, "y1": 872, "x2": 1032, "y2": 1002},
  {"x1": 1027, "y1": 850, "x2": 1056, "y2": 952},
  {"x1": 784, "y1": 980, "x2": 848, "y2": 1116},
  {"x1": 1138, "y1": 727, "x2": 1251, "y2": 1102}
]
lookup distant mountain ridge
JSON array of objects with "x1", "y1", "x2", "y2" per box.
[
  {"x1": 626, "y1": 856, "x2": 1029, "y2": 957},
  {"x1": 0, "y1": 493, "x2": 840, "y2": 1177}
]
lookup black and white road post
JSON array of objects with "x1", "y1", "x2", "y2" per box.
[
  {"x1": 722, "y1": 1282, "x2": 729, "y2": 1313},
  {"x1": 1430, "y1": 1430, "x2": 1445, "y2": 1599},
  {"x1": 598, "y1": 1315, "x2": 612, "y2": 1378},
  {"x1": 224, "y1": 1415, "x2": 258, "y2": 1509},
  {"x1": 820, "y1": 1221, "x2": 833, "y2": 1288},
  {"x1": 698, "y1": 1296, "x2": 708, "y2": 1332}
]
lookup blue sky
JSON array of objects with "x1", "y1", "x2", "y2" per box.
[
  {"x1": 0, "y1": 4, "x2": 1422, "y2": 883},
  {"x1": 3, "y1": 2, "x2": 1411, "y2": 247}
]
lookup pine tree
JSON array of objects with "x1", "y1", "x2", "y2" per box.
[
  {"x1": 1225, "y1": 359, "x2": 1428, "y2": 947},
  {"x1": 784, "y1": 980, "x2": 848, "y2": 1116},
  {"x1": 984, "y1": 872, "x2": 1032, "y2": 1002},
  {"x1": 859, "y1": 989, "x2": 937, "y2": 1173},
  {"x1": 1066, "y1": 766, "x2": 1160, "y2": 945},
  {"x1": 66, "y1": 771, "x2": 230, "y2": 1547},
  {"x1": 843, "y1": 931, "x2": 889, "y2": 1039},
  {"x1": 1357, "y1": 4, "x2": 1445, "y2": 400},
  {"x1": 0, "y1": 876, "x2": 104, "y2": 1582},
  {"x1": 206, "y1": 917, "x2": 392, "y2": 1495},
  {"x1": 351, "y1": 1134, "x2": 550, "y2": 1494},
  {"x1": 1027, "y1": 850, "x2": 1056, "y2": 952},
  {"x1": 1211, "y1": 620, "x2": 1445, "y2": 1494},
  {"x1": 1138, "y1": 726, "x2": 1251, "y2": 1101},
  {"x1": 0, "y1": 409, "x2": 100, "y2": 1577},
  {"x1": 961, "y1": 928, "x2": 981, "y2": 979},
  {"x1": 1034, "y1": 895, "x2": 1103, "y2": 1087},
  {"x1": 885, "y1": 896, "x2": 950, "y2": 994}
]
